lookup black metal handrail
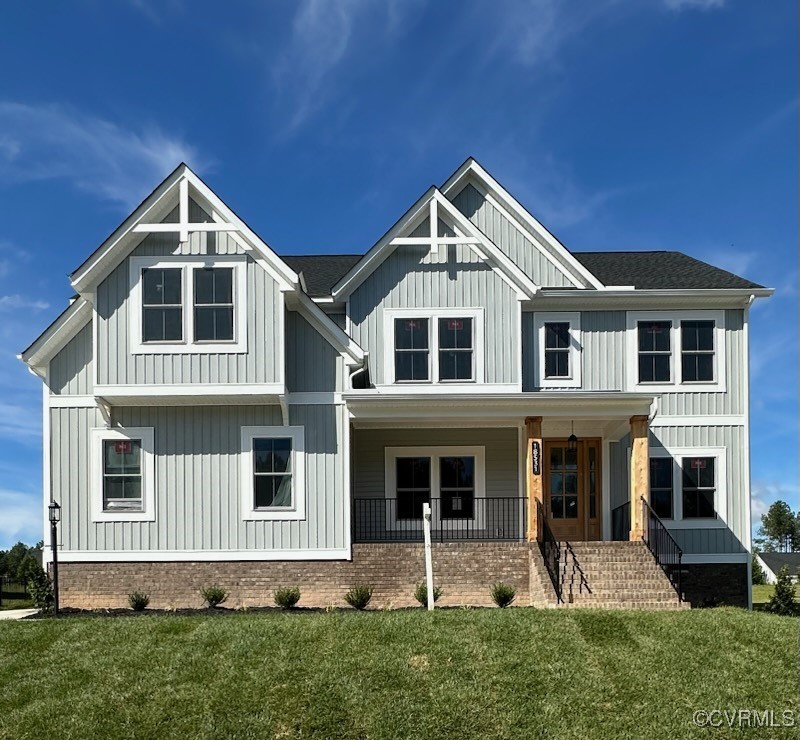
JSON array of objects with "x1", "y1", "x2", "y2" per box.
[
  {"x1": 611, "y1": 501, "x2": 630, "y2": 541},
  {"x1": 352, "y1": 497, "x2": 527, "y2": 543},
  {"x1": 641, "y1": 496, "x2": 683, "y2": 602},
  {"x1": 536, "y1": 500, "x2": 563, "y2": 602},
  {"x1": 562, "y1": 541, "x2": 591, "y2": 603}
]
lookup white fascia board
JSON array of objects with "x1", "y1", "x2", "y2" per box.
[
  {"x1": 19, "y1": 298, "x2": 92, "y2": 374},
  {"x1": 289, "y1": 291, "x2": 366, "y2": 367},
  {"x1": 432, "y1": 190, "x2": 537, "y2": 299},
  {"x1": 440, "y1": 159, "x2": 605, "y2": 290},
  {"x1": 70, "y1": 166, "x2": 186, "y2": 293},
  {"x1": 331, "y1": 186, "x2": 436, "y2": 299},
  {"x1": 524, "y1": 288, "x2": 774, "y2": 311}
]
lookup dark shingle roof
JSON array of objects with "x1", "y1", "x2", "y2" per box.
[
  {"x1": 282, "y1": 255, "x2": 362, "y2": 297},
  {"x1": 758, "y1": 552, "x2": 800, "y2": 576},
  {"x1": 280, "y1": 250, "x2": 763, "y2": 296},
  {"x1": 572, "y1": 251, "x2": 764, "y2": 290}
]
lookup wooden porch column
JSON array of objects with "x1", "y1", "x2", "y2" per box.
[
  {"x1": 525, "y1": 416, "x2": 543, "y2": 542},
  {"x1": 629, "y1": 414, "x2": 650, "y2": 541}
]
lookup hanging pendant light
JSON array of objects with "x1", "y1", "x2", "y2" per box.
[{"x1": 568, "y1": 421, "x2": 578, "y2": 451}]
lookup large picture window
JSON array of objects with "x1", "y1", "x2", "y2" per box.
[
  {"x1": 91, "y1": 427, "x2": 155, "y2": 522},
  {"x1": 241, "y1": 427, "x2": 305, "y2": 521}
]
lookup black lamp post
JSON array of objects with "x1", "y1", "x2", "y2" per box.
[{"x1": 48, "y1": 501, "x2": 60, "y2": 615}]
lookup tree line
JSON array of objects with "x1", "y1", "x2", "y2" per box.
[{"x1": 755, "y1": 500, "x2": 800, "y2": 553}]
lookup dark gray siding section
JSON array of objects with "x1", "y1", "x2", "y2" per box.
[
  {"x1": 49, "y1": 322, "x2": 93, "y2": 395},
  {"x1": 348, "y1": 245, "x2": 520, "y2": 386}
]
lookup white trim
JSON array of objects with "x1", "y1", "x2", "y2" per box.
[
  {"x1": 681, "y1": 553, "x2": 749, "y2": 564},
  {"x1": 384, "y1": 445, "x2": 487, "y2": 531},
  {"x1": 373, "y1": 383, "x2": 519, "y2": 395},
  {"x1": 648, "y1": 445, "x2": 728, "y2": 528},
  {"x1": 383, "y1": 307, "x2": 485, "y2": 386},
  {"x1": 42, "y1": 383, "x2": 51, "y2": 567},
  {"x1": 533, "y1": 312, "x2": 582, "y2": 389},
  {"x1": 601, "y1": 439, "x2": 611, "y2": 541},
  {"x1": 128, "y1": 255, "x2": 248, "y2": 354},
  {"x1": 49, "y1": 395, "x2": 102, "y2": 408},
  {"x1": 439, "y1": 159, "x2": 605, "y2": 289},
  {"x1": 55, "y1": 548, "x2": 351, "y2": 562},
  {"x1": 287, "y1": 392, "x2": 344, "y2": 405},
  {"x1": 626, "y1": 310, "x2": 726, "y2": 393},
  {"x1": 650, "y1": 415, "x2": 745, "y2": 427},
  {"x1": 240, "y1": 426, "x2": 306, "y2": 521},
  {"x1": 19, "y1": 299, "x2": 92, "y2": 376},
  {"x1": 95, "y1": 383, "x2": 283, "y2": 398},
  {"x1": 90, "y1": 427, "x2": 155, "y2": 522},
  {"x1": 342, "y1": 405, "x2": 353, "y2": 558}
]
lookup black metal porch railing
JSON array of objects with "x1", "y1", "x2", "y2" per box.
[
  {"x1": 641, "y1": 496, "x2": 683, "y2": 602},
  {"x1": 536, "y1": 500, "x2": 563, "y2": 603},
  {"x1": 352, "y1": 497, "x2": 527, "y2": 543},
  {"x1": 611, "y1": 501, "x2": 630, "y2": 541}
]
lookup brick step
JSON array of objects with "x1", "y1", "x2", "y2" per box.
[{"x1": 561, "y1": 602, "x2": 688, "y2": 610}]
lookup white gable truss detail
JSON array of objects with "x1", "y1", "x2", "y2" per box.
[
  {"x1": 70, "y1": 164, "x2": 298, "y2": 296},
  {"x1": 440, "y1": 158, "x2": 607, "y2": 290},
  {"x1": 331, "y1": 187, "x2": 538, "y2": 300}
]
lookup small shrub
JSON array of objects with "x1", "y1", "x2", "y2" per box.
[
  {"x1": 491, "y1": 582, "x2": 516, "y2": 608},
  {"x1": 765, "y1": 565, "x2": 797, "y2": 616},
  {"x1": 414, "y1": 583, "x2": 443, "y2": 606},
  {"x1": 27, "y1": 567, "x2": 54, "y2": 614},
  {"x1": 200, "y1": 585, "x2": 228, "y2": 608},
  {"x1": 344, "y1": 585, "x2": 373, "y2": 610},
  {"x1": 274, "y1": 587, "x2": 301, "y2": 609},
  {"x1": 128, "y1": 591, "x2": 150, "y2": 611}
]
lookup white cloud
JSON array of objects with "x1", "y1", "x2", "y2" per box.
[
  {"x1": 0, "y1": 401, "x2": 42, "y2": 441},
  {"x1": 0, "y1": 295, "x2": 48, "y2": 312},
  {"x1": 0, "y1": 489, "x2": 41, "y2": 549},
  {"x1": 663, "y1": 0, "x2": 725, "y2": 10},
  {"x1": 0, "y1": 102, "x2": 200, "y2": 209}
]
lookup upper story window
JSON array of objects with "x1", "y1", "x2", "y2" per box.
[
  {"x1": 91, "y1": 427, "x2": 155, "y2": 522},
  {"x1": 534, "y1": 312, "x2": 581, "y2": 389},
  {"x1": 627, "y1": 311, "x2": 725, "y2": 392},
  {"x1": 385, "y1": 309, "x2": 484, "y2": 386},
  {"x1": 241, "y1": 426, "x2": 305, "y2": 521},
  {"x1": 130, "y1": 257, "x2": 247, "y2": 355},
  {"x1": 646, "y1": 447, "x2": 726, "y2": 527}
]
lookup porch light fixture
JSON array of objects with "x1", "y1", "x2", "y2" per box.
[
  {"x1": 568, "y1": 421, "x2": 578, "y2": 451},
  {"x1": 48, "y1": 500, "x2": 61, "y2": 616}
]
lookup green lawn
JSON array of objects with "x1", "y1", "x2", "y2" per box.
[
  {"x1": 752, "y1": 584, "x2": 774, "y2": 606},
  {"x1": 0, "y1": 598, "x2": 33, "y2": 611},
  {"x1": 0, "y1": 608, "x2": 796, "y2": 739}
]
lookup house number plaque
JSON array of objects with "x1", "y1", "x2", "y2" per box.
[{"x1": 531, "y1": 441, "x2": 541, "y2": 476}]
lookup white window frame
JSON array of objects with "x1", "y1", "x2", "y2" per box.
[
  {"x1": 647, "y1": 445, "x2": 727, "y2": 528},
  {"x1": 534, "y1": 312, "x2": 582, "y2": 389},
  {"x1": 129, "y1": 255, "x2": 248, "y2": 354},
  {"x1": 383, "y1": 308, "x2": 485, "y2": 386},
  {"x1": 626, "y1": 310, "x2": 726, "y2": 392},
  {"x1": 240, "y1": 426, "x2": 305, "y2": 521},
  {"x1": 91, "y1": 427, "x2": 155, "y2": 522},
  {"x1": 384, "y1": 446, "x2": 486, "y2": 531}
]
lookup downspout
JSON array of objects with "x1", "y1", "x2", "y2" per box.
[{"x1": 348, "y1": 352, "x2": 370, "y2": 390}]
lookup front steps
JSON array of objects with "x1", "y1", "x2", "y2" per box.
[{"x1": 530, "y1": 541, "x2": 688, "y2": 610}]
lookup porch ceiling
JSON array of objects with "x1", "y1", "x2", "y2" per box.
[{"x1": 345, "y1": 391, "x2": 656, "y2": 437}]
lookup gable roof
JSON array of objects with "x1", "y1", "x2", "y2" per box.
[
  {"x1": 572, "y1": 252, "x2": 765, "y2": 291},
  {"x1": 330, "y1": 187, "x2": 538, "y2": 300},
  {"x1": 281, "y1": 250, "x2": 766, "y2": 297},
  {"x1": 757, "y1": 552, "x2": 800, "y2": 576}
]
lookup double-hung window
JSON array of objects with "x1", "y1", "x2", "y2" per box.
[
  {"x1": 130, "y1": 257, "x2": 247, "y2": 354},
  {"x1": 388, "y1": 309, "x2": 483, "y2": 385},
  {"x1": 649, "y1": 457, "x2": 674, "y2": 519},
  {"x1": 91, "y1": 428, "x2": 155, "y2": 522},
  {"x1": 241, "y1": 427, "x2": 305, "y2": 520},
  {"x1": 534, "y1": 312, "x2": 581, "y2": 388},
  {"x1": 439, "y1": 456, "x2": 475, "y2": 519},
  {"x1": 681, "y1": 457, "x2": 716, "y2": 519},
  {"x1": 627, "y1": 312, "x2": 725, "y2": 391},
  {"x1": 395, "y1": 457, "x2": 431, "y2": 519}
]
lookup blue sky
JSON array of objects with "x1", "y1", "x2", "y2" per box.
[{"x1": 0, "y1": 0, "x2": 796, "y2": 548}]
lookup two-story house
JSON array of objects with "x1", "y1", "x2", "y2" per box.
[{"x1": 20, "y1": 159, "x2": 771, "y2": 609}]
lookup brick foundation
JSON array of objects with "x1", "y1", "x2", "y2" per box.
[
  {"x1": 57, "y1": 543, "x2": 533, "y2": 610},
  {"x1": 681, "y1": 563, "x2": 748, "y2": 608}
]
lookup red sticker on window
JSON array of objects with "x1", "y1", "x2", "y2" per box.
[
  {"x1": 447, "y1": 320, "x2": 463, "y2": 330},
  {"x1": 646, "y1": 323, "x2": 664, "y2": 334},
  {"x1": 115, "y1": 441, "x2": 132, "y2": 454},
  {"x1": 406, "y1": 320, "x2": 420, "y2": 330},
  {"x1": 691, "y1": 459, "x2": 706, "y2": 469}
]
